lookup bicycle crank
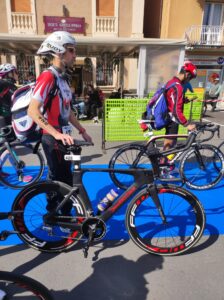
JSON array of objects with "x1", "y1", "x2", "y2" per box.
[
  {"x1": 82, "y1": 218, "x2": 107, "y2": 258},
  {"x1": 81, "y1": 217, "x2": 107, "y2": 241}
]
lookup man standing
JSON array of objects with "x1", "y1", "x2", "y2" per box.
[{"x1": 28, "y1": 31, "x2": 93, "y2": 214}]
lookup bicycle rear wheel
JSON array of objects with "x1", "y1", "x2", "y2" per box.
[
  {"x1": 180, "y1": 144, "x2": 224, "y2": 190},
  {"x1": 0, "y1": 142, "x2": 45, "y2": 189},
  {"x1": 126, "y1": 184, "x2": 205, "y2": 256},
  {"x1": 12, "y1": 181, "x2": 87, "y2": 252},
  {"x1": 109, "y1": 144, "x2": 151, "y2": 190},
  {"x1": 0, "y1": 271, "x2": 53, "y2": 299}
]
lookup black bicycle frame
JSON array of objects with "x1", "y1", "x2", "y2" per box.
[{"x1": 46, "y1": 165, "x2": 166, "y2": 230}]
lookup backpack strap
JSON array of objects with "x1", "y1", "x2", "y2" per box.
[{"x1": 42, "y1": 69, "x2": 59, "y2": 115}]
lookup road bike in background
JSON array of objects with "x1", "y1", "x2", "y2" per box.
[
  {"x1": 0, "y1": 126, "x2": 45, "y2": 189},
  {"x1": 109, "y1": 122, "x2": 224, "y2": 190}
]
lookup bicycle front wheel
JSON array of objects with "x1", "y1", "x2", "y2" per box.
[
  {"x1": 109, "y1": 144, "x2": 151, "y2": 190},
  {"x1": 180, "y1": 144, "x2": 224, "y2": 190},
  {"x1": 126, "y1": 184, "x2": 205, "y2": 256},
  {"x1": 0, "y1": 142, "x2": 45, "y2": 189},
  {"x1": 0, "y1": 271, "x2": 53, "y2": 299},
  {"x1": 12, "y1": 181, "x2": 88, "y2": 252}
]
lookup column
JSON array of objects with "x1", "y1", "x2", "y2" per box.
[
  {"x1": 91, "y1": 57, "x2": 96, "y2": 87},
  {"x1": 131, "y1": 0, "x2": 145, "y2": 38},
  {"x1": 137, "y1": 46, "x2": 147, "y2": 98},
  {"x1": 11, "y1": 55, "x2": 17, "y2": 67},
  {"x1": 35, "y1": 56, "x2": 41, "y2": 77}
]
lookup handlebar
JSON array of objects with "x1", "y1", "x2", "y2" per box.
[
  {"x1": 194, "y1": 122, "x2": 220, "y2": 142},
  {"x1": 56, "y1": 140, "x2": 93, "y2": 153},
  {"x1": 139, "y1": 120, "x2": 220, "y2": 141}
]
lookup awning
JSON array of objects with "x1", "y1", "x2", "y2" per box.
[{"x1": 0, "y1": 33, "x2": 187, "y2": 57}]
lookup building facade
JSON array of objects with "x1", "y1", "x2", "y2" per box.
[{"x1": 0, "y1": 0, "x2": 223, "y2": 96}]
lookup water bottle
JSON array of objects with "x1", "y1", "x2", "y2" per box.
[{"x1": 97, "y1": 188, "x2": 120, "y2": 214}]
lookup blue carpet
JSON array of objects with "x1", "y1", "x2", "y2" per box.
[{"x1": 1, "y1": 165, "x2": 223, "y2": 245}]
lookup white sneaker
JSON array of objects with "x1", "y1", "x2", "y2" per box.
[
  {"x1": 79, "y1": 114, "x2": 87, "y2": 119},
  {"x1": 93, "y1": 117, "x2": 99, "y2": 123}
]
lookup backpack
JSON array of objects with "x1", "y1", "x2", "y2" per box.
[
  {"x1": 144, "y1": 83, "x2": 176, "y2": 130},
  {"x1": 11, "y1": 72, "x2": 58, "y2": 142}
]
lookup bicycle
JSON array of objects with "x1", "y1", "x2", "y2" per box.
[
  {"x1": 0, "y1": 126, "x2": 45, "y2": 189},
  {"x1": 11, "y1": 140, "x2": 206, "y2": 257},
  {"x1": 0, "y1": 271, "x2": 54, "y2": 299},
  {"x1": 109, "y1": 122, "x2": 224, "y2": 190},
  {"x1": 0, "y1": 213, "x2": 53, "y2": 300}
]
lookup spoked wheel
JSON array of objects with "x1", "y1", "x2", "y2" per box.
[
  {"x1": 109, "y1": 144, "x2": 151, "y2": 190},
  {"x1": 180, "y1": 144, "x2": 224, "y2": 190},
  {"x1": 0, "y1": 271, "x2": 53, "y2": 299},
  {"x1": 12, "y1": 181, "x2": 88, "y2": 252},
  {"x1": 126, "y1": 184, "x2": 205, "y2": 256},
  {"x1": 0, "y1": 142, "x2": 45, "y2": 189}
]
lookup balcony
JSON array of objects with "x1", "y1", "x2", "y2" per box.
[
  {"x1": 185, "y1": 25, "x2": 224, "y2": 47},
  {"x1": 95, "y1": 16, "x2": 118, "y2": 36},
  {"x1": 9, "y1": 12, "x2": 37, "y2": 34}
]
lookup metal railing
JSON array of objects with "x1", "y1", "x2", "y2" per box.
[
  {"x1": 10, "y1": 12, "x2": 36, "y2": 34},
  {"x1": 96, "y1": 16, "x2": 117, "y2": 36},
  {"x1": 185, "y1": 25, "x2": 224, "y2": 46}
]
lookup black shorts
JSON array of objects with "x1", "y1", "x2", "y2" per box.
[{"x1": 165, "y1": 121, "x2": 179, "y2": 135}]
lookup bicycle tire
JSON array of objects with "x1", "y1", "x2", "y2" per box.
[
  {"x1": 126, "y1": 184, "x2": 205, "y2": 256},
  {"x1": 216, "y1": 140, "x2": 224, "y2": 170},
  {"x1": 0, "y1": 142, "x2": 45, "y2": 189},
  {"x1": 12, "y1": 181, "x2": 87, "y2": 252},
  {"x1": 0, "y1": 270, "x2": 53, "y2": 299},
  {"x1": 109, "y1": 144, "x2": 151, "y2": 190},
  {"x1": 179, "y1": 144, "x2": 224, "y2": 190}
]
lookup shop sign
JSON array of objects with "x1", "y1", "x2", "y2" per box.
[
  {"x1": 217, "y1": 57, "x2": 224, "y2": 65},
  {"x1": 44, "y1": 16, "x2": 85, "y2": 33}
]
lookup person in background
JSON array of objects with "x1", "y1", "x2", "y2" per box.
[
  {"x1": 70, "y1": 86, "x2": 87, "y2": 119},
  {"x1": 28, "y1": 31, "x2": 93, "y2": 215},
  {"x1": 0, "y1": 63, "x2": 22, "y2": 179},
  {"x1": 208, "y1": 73, "x2": 222, "y2": 112},
  {"x1": 0, "y1": 63, "x2": 18, "y2": 127},
  {"x1": 84, "y1": 84, "x2": 102, "y2": 123}
]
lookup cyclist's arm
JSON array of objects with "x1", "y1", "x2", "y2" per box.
[
  {"x1": 172, "y1": 86, "x2": 188, "y2": 126},
  {"x1": 69, "y1": 111, "x2": 93, "y2": 143}
]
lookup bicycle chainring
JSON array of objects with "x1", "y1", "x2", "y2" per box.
[{"x1": 81, "y1": 217, "x2": 107, "y2": 241}]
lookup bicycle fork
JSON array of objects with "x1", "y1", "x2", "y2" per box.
[{"x1": 147, "y1": 184, "x2": 167, "y2": 223}]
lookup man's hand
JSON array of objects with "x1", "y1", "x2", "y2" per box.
[
  {"x1": 187, "y1": 123, "x2": 196, "y2": 131},
  {"x1": 82, "y1": 131, "x2": 93, "y2": 144},
  {"x1": 54, "y1": 132, "x2": 74, "y2": 145}
]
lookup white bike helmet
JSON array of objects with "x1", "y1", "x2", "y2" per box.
[
  {"x1": 37, "y1": 31, "x2": 76, "y2": 55},
  {"x1": 0, "y1": 63, "x2": 17, "y2": 77}
]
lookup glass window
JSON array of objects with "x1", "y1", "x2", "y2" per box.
[{"x1": 203, "y1": 3, "x2": 224, "y2": 26}]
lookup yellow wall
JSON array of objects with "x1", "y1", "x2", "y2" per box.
[
  {"x1": 160, "y1": 0, "x2": 204, "y2": 38},
  {"x1": 35, "y1": 0, "x2": 92, "y2": 35},
  {"x1": 118, "y1": 0, "x2": 132, "y2": 37},
  {"x1": 0, "y1": 1, "x2": 8, "y2": 33}
]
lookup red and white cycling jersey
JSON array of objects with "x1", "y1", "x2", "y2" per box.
[{"x1": 32, "y1": 66, "x2": 72, "y2": 133}]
